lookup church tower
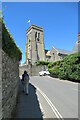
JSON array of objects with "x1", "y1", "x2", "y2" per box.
[{"x1": 25, "y1": 24, "x2": 45, "y2": 65}]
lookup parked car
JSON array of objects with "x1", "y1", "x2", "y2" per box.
[
  {"x1": 39, "y1": 70, "x2": 50, "y2": 76},
  {"x1": 39, "y1": 71, "x2": 45, "y2": 76}
]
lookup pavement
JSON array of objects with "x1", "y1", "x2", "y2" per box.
[
  {"x1": 13, "y1": 76, "x2": 78, "y2": 119},
  {"x1": 14, "y1": 79, "x2": 43, "y2": 118}
]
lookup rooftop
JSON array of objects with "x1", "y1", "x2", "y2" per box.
[
  {"x1": 26, "y1": 24, "x2": 43, "y2": 33},
  {"x1": 53, "y1": 47, "x2": 72, "y2": 55}
]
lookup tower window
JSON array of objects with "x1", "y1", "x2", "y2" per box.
[
  {"x1": 38, "y1": 33, "x2": 40, "y2": 39},
  {"x1": 37, "y1": 33, "x2": 40, "y2": 41},
  {"x1": 29, "y1": 39, "x2": 30, "y2": 43},
  {"x1": 35, "y1": 32, "x2": 37, "y2": 41},
  {"x1": 35, "y1": 32, "x2": 37, "y2": 37}
]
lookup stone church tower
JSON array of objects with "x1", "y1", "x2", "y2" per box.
[{"x1": 25, "y1": 24, "x2": 45, "y2": 65}]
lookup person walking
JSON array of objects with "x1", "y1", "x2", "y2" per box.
[{"x1": 21, "y1": 70, "x2": 30, "y2": 95}]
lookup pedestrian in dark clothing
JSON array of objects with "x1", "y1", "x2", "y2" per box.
[{"x1": 21, "y1": 71, "x2": 30, "y2": 95}]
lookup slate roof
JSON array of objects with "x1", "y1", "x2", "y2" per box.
[{"x1": 55, "y1": 48, "x2": 72, "y2": 55}]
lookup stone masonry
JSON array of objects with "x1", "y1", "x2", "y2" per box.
[
  {"x1": 25, "y1": 24, "x2": 45, "y2": 65},
  {"x1": 19, "y1": 64, "x2": 46, "y2": 76},
  {"x1": 0, "y1": 18, "x2": 2, "y2": 119},
  {"x1": 2, "y1": 50, "x2": 19, "y2": 118}
]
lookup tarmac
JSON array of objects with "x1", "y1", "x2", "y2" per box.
[{"x1": 14, "y1": 79, "x2": 43, "y2": 119}]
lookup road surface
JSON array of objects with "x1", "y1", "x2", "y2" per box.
[{"x1": 30, "y1": 76, "x2": 78, "y2": 119}]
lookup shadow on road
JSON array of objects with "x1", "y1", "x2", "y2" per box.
[{"x1": 14, "y1": 80, "x2": 43, "y2": 118}]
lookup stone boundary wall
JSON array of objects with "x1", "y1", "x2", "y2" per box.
[
  {"x1": 0, "y1": 49, "x2": 2, "y2": 119},
  {"x1": 2, "y1": 50, "x2": 19, "y2": 118},
  {"x1": 19, "y1": 64, "x2": 47, "y2": 76},
  {"x1": 0, "y1": 17, "x2": 2, "y2": 120}
]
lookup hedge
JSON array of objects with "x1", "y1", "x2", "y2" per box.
[
  {"x1": 35, "y1": 53, "x2": 80, "y2": 82},
  {"x1": 35, "y1": 60, "x2": 50, "y2": 66},
  {"x1": 48, "y1": 52, "x2": 80, "y2": 82},
  {"x1": 2, "y1": 18, "x2": 22, "y2": 61}
]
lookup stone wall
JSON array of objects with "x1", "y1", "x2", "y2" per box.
[
  {"x1": 0, "y1": 18, "x2": 2, "y2": 120},
  {"x1": 0, "y1": 49, "x2": 2, "y2": 120},
  {"x1": 2, "y1": 50, "x2": 19, "y2": 118},
  {"x1": 25, "y1": 25, "x2": 45, "y2": 65},
  {"x1": 19, "y1": 64, "x2": 47, "y2": 76}
]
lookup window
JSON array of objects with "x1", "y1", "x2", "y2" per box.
[
  {"x1": 36, "y1": 32, "x2": 37, "y2": 37},
  {"x1": 29, "y1": 39, "x2": 30, "y2": 43},
  {"x1": 35, "y1": 32, "x2": 37, "y2": 41},
  {"x1": 38, "y1": 33, "x2": 40, "y2": 39},
  {"x1": 37, "y1": 33, "x2": 40, "y2": 41}
]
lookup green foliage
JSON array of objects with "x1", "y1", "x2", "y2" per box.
[
  {"x1": 48, "y1": 65, "x2": 60, "y2": 78},
  {"x1": 2, "y1": 20, "x2": 22, "y2": 61},
  {"x1": 35, "y1": 53, "x2": 80, "y2": 82},
  {"x1": 35, "y1": 60, "x2": 50, "y2": 66},
  {"x1": 48, "y1": 52, "x2": 80, "y2": 82},
  {"x1": 48, "y1": 62, "x2": 56, "y2": 68},
  {"x1": 48, "y1": 60, "x2": 64, "y2": 68}
]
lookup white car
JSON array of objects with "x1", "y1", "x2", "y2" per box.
[
  {"x1": 39, "y1": 70, "x2": 50, "y2": 76},
  {"x1": 45, "y1": 70, "x2": 50, "y2": 75}
]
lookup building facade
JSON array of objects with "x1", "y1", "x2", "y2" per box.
[
  {"x1": 45, "y1": 47, "x2": 71, "y2": 62},
  {"x1": 78, "y1": 33, "x2": 80, "y2": 43},
  {"x1": 25, "y1": 24, "x2": 77, "y2": 65},
  {"x1": 72, "y1": 33, "x2": 80, "y2": 53},
  {"x1": 25, "y1": 24, "x2": 45, "y2": 65}
]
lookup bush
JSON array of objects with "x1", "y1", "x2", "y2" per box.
[
  {"x1": 48, "y1": 52, "x2": 80, "y2": 82},
  {"x1": 35, "y1": 60, "x2": 49, "y2": 66},
  {"x1": 48, "y1": 60, "x2": 64, "y2": 68},
  {"x1": 49, "y1": 65, "x2": 60, "y2": 78},
  {"x1": 48, "y1": 62, "x2": 56, "y2": 68}
]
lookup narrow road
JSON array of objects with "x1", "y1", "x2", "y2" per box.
[{"x1": 30, "y1": 76, "x2": 78, "y2": 119}]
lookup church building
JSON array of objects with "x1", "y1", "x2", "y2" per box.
[
  {"x1": 25, "y1": 24, "x2": 78, "y2": 65},
  {"x1": 25, "y1": 24, "x2": 45, "y2": 65}
]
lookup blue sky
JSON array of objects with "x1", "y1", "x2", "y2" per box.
[
  {"x1": 78, "y1": 2, "x2": 80, "y2": 33},
  {"x1": 2, "y1": 2, "x2": 78, "y2": 64}
]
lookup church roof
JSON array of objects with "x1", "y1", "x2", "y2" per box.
[{"x1": 55, "y1": 48, "x2": 72, "y2": 55}]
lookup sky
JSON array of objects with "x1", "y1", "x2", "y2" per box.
[{"x1": 2, "y1": 2, "x2": 78, "y2": 64}]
